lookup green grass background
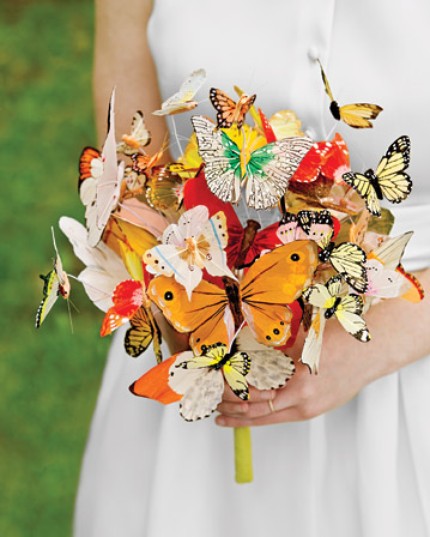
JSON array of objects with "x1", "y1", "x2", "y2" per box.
[{"x1": 0, "y1": 1, "x2": 110, "y2": 535}]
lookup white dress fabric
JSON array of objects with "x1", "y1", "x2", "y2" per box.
[{"x1": 74, "y1": 1, "x2": 430, "y2": 536}]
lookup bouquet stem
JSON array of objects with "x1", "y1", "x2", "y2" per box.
[{"x1": 234, "y1": 426, "x2": 253, "y2": 483}]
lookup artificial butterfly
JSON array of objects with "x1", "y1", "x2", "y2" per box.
[
  {"x1": 101, "y1": 279, "x2": 162, "y2": 362},
  {"x1": 36, "y1": 228, "x2": 71, "y2": 328},
  {"x1": 290, "y1": 133, "x2": 350, "y2": 183},
  {"x1": 78, "y1": 146, "x2": 102, "y2": 194},
  {"x1": 117, "y1": 110, "x2": 151, "y2": 155},
  {"x1": 81, "y1": 90, "x2": 125, "y2": 246},
  {"x1": 342, "y1": 136, "x2": 412, "y2": 217},
  {"x1": 143, "y1": 205, "x2": 236, "y2": 298},
  {"x1": 302, "y1": 275, "x2": 371, "y2": 373},
  {"x1": 192, "y1": 115, "x2": 312, "y2": 209},
  {"x1": 130, "y1": 340, "x2": 296, "y2": 421},
  {"x1": 365, "y1": 231, "x2": 424, "y2": 302},
  {"x1": 148, "y1": 240, "x2": 319, "y2": 353},
  {"x1": 153, "y1": 68, "x2": 206, "y2": 115},
  {"x1": 277, "y1": 210, "x2": 368, "y2": 293},
  {"x1": 318, "y1": 60, "x2": 383, "y2": 129},
  {"x1": 145, "y1": 164, "x2": 185, "y2": 212},
  {"x1": 210, "y1": 88, "x2": 256, "y2": 129}
]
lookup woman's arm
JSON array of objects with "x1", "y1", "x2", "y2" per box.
[
  {"x1": 94, "y1": 0, "x2": 168, "y2": 149},
  {"x1": 216, "y1": 267, "x2": 430, "y2": 426}
]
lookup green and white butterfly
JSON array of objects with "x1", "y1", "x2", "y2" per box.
[{"x1": 191, "y1": 115, "x2": 312, "y2": 209}]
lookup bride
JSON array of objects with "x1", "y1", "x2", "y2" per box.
[{"x1": 75, "y1": 1, "x2": 430, "y2": 535}]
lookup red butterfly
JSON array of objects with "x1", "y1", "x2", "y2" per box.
[{"x1": 291, "y1": 133, "x2": 350, "y2": 183}]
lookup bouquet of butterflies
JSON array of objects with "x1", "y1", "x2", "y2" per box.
[{"x1": 36, "y1": 65, "x2": 424, "y2": 483}]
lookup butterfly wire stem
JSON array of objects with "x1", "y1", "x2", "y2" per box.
[{"x1": 169, "y1": 116, "x2": 183, "y2": 157}]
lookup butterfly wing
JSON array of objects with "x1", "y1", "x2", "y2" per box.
[
  {"x1": 192, "y1": 115, "x2": 241, "y2": 203},
  {"x1": 245, "y1": 136, "x2": 313, "y2": 209},
  {"x1": 117, "y1": 110, "x2": 151, "y2": 154},
  {"x1": 335, "y1": 295, "x2": 371, "y2": 341},
  {"x1": 100, "y1": 280, "x2": 143, "y2": 336},
  {"x1": 210, "y1": 88, "x2": 239, "y2": 128},
  {"x1": 148, "y1": 276, "x2": 235, "y2": 353},
  {"x1": 125, "y1": 305, "x2": 162, "y2": 362},
  {"x1": 153, "y1": 68, "x2": 206, "y2": 115},
  {"x1": 338, "y1": 103, "x2": 383, "y2": 129},
  {"x1": 328, "y1": 242, "x2": 368, "y2": 293},
  {"x1": 246, "y1": 349, "x2": 295, "y2": 389},
  {"x1": 240, "y1": 241, "x2": 319, "y2": 346},
  {"x1": 87, "y1": 90, "x2": 124, "y2": 246},
  {"x1": 374, "y1": 135, "x2": 412, "y2": 203},
  {"x1": 301, "y1": 309, "x2": 327, "y2": 374},
  {"x1": 35, "y1": 270, "x2": 61, "y2": 328},
  {"x1": 342, "y1": 171, "x2": 380, "y2": 216}
]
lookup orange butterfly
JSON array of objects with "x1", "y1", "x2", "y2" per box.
[
  {"x1": 148, "y1": 240, "x2": 319, "y2": 353},
  {"x1": 209, "y1": 88, "x2": 256, "y2": 129}
]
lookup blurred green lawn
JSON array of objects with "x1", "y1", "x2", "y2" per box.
[{"x1": 0, "y1": 1, "x2": 110, "y2": 535}]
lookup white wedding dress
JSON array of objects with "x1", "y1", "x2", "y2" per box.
[{"x1": 74, "y1": 1, "x2": 430, "y2": 536}]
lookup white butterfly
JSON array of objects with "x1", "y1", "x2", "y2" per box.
[
  {"x1": 143, "y1": 205, "x2": 236, "y2": 298},
  {"x1": 83, "y1": 89, "x2": 125, "y2": 247},
  {"x1": 153, "y1": 68, "x2": 206, "y2": 116},
  {"x1": 365, "y1": 231, "x2": 414, "y2": 300},
  {"x1": 131, "y1": 336, "x2": 296, "y2": 422},
  {"x1": 117, "y1": 110, "x2": 151, "y2": 155}
]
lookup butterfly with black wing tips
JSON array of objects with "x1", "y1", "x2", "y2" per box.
[
  {"x1": 116, "y1": 110, "x2": 151, "y2": 155},
  {"x1": 301, "y1": 275, "x2": 371, "y2": 373},
  {"x1": 277, "y1": 210, "x2": 368, "y2": 293},
  {"x1": 130, "y1": 339, "x2": 296, "y2": 422},
  {"x1": 191, "y1": 115, "x2": 313, "y2": 209},
  {"x1": 209, "y1": 87, "x2": 256, "y2": 129},
  {"x1": 317, "y1": 60, "x2": 383, "y2": 129},
  {"x1": 342, "y1": 136, "x2": 412, "y2": 217},
  {"x1": 36, "y1": 228, "x2": 71, "y2": 328}
]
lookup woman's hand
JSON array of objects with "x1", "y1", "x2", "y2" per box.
[{"x1": 216, "y1": 268, "x2": 430, "y2": 427}]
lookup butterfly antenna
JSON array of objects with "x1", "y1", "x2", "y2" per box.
[{"x1": 170, "y1": 116, "x2": 183, "y2": 157}]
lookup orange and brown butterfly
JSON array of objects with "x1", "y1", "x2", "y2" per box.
[
  {"x1": 209, "y1": 87, "x2": 257, "y2": 129},
  {"x1": 317, "y1": 60, "x2": 383, "y2": 129},
  {"x1": 147, "y1": 240, "x2": 319, "y2": 354}
]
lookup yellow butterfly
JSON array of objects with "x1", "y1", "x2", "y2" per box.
[{"x1": 318, "y1": 60, "x2": 383, "y2": 128}]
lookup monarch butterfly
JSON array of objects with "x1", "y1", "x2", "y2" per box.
[
  {"x1": 342, "y1": 136, "x2": 412, "y2": 216},
  {"x1": 210, "y1": 88, "x2": 256, "y2": 129},
  {"x1": 318, "y1": 60, "x2": 383, "y2": 129}
]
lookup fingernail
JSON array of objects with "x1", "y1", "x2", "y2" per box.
[
  {"x1": 260, "y1": 390, "x2": 274, "y2": 400},
  {"x1": 216, "y1": 416, "x2": 226, "y2": 427}
]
